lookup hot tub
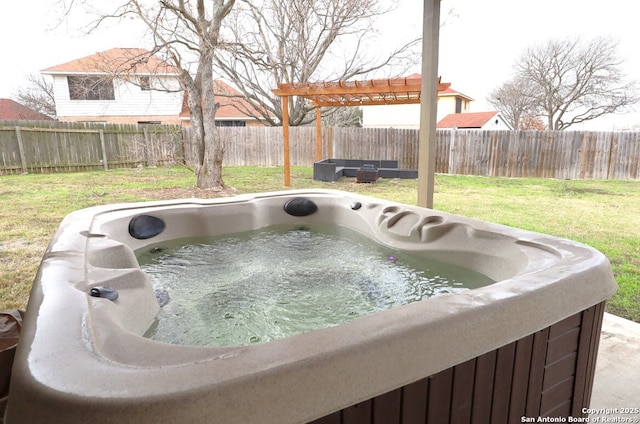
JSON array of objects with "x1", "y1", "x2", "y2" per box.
[{"x1": 6, "y1": 189, "x2": 616, "y2": 423}]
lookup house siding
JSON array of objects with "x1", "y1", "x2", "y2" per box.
[
  {"x1": 480, "y1": 116, "x2": 512, "y2": 130},
  {"x1": 362, "y1": 104, "x2": 421, "y2": 129},
  {"x1": 362, "y1": 94, "x2": 471, "y2": 128},
  {"x1": 439, "y1": 95, "x2": 470, "y2": 116},
  {"x1": 52, "y1": 75, "x2": 183, "y2": 120},
  {"x1": 57, "y1": 114, "x2": 182, "y2": 125}
]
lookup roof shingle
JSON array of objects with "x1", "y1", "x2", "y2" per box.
[
  {"x1": 180, "y1": 80, "x2": 264, "y2": 121},
  {"x1": 42, "y1": 48, "x2": 180, "y2": 76},
  {"x1": 436, "y1": 111, "x2": 499, "y2": 129},
  {"x1": 0, "y1": 99, "x2": 53, "y2": 120}
]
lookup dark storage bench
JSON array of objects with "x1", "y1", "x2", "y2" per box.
[{"x1": 313, "y1": 159, "x2": 418, "y2": 182}]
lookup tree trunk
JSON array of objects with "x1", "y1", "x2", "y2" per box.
[{"x1": 195, "y1": 50, "x2": 225, "y2": 190}]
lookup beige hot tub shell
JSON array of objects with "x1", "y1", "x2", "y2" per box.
[{"x1": 5, "y1": 189, "x2": 617, "y2": 423}]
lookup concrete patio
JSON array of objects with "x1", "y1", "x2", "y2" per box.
[{"x1": 590, "y1": 313, "x2": 640, "y2": 420}]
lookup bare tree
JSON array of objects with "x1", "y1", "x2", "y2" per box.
[
  {"x1": 519, "y1": 114, "x2": 547, "y2": 131},
  {"x1": 62, "y1": 0, "x2": 235, "y2": 190},
  {"x1": 14, "y1": 74, "x2": 57, "y2": 119},
  {"x1": 213, "y1": 0, "x2": 421, "y2": 126},
  {"x1": 514, "y1": 37, "x2": 638, "y2": 130},
  {"x1": 55, "y1": 0, "x2": 416, "y2": 188},
  {"x1": 487, "y1": 76, "x2": 539, "y2": 130},
  {"x1": 320, "y1": 107, "x2": 362, "y2": 127},
  {"x1": 141, "y1": 0, "x2": 234, "y2": 189}
]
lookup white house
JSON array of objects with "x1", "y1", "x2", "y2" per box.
[
  {"x1": 361, "y1": 75, "x2": 474, "y2": 128},
  {"x1": 42, "y1": 48, "x2": 184, "y2": 125},
  {"x1": 42, "y1": 48, "x2": 267, "y2": 127}
]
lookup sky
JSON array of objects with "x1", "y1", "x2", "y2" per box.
[{"x1": 1, "y1": 0, "x2": 639, "y2": 130}]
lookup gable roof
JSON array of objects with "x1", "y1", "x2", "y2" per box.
[
  {"x1": 42, "y1": 48, "x2": 180, "y2": 76},
  {"x1": 437, "y1": 111, "x2": 502, "y2": 129},
  {"x1": 180, "y1": 80, "x2": 264, "y2": 121},
  {"x1": 0, "y1": 99, "x2": 53, "y2": 121}
]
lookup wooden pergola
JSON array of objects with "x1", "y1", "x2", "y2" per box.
[
  {"x1": 272, "y1": 77, "x2": 450, "y2": 185},
  {"x1": 272, "y1": 0, "x2": 442, "y2": 208}
]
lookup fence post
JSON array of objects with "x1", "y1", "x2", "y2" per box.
[
  {"x1": 327, "y1": 127, "x2": 334, "y2": 159},
  {"x1": 14, "y1": 127, "x2": 28, "y2": 174},
  {"x1": 98, "y1": 130, "x2": 109, "y2": 171},
  {"x1": 448, "y1": 128, "x2": 456, "y2": 174},
  {"x1": 606, "y1": 132, "x2": 616, "y2": 179},
  {"x1": 143, "y1": 127, "x2": 151, "y2": 167}
]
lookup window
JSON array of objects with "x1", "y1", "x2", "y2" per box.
[
  {"x1": 455, "y1": 98, "x2": 462, "y2": 114},
  {"x1": 139, "y1": 76, "x2": 151, "y2": 91},
  {"x1": 215, "y1": 120, "x2": 246, "y2": 127},
  {"x1": 67, "y1": 76, "x2": 115, "y2": 100}
]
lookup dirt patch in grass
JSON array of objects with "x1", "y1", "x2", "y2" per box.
[
  {"x1": 129, "y1": 186, "x2": 241, "y2": 200},
  {"x1": 560, "y1": 187, "x2": 619, "y2": 196},
  {"x1": 0, "y1": 239, "x2": 37, "y2": 251}
]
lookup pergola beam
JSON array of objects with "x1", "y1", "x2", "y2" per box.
[
  {"x1": 311, "y1": 98, "x2": 423, "y2": 107},
  {"x1": 315, "y1": 108, "x2": 322, "y2": 161},
  {"x1": 282, "y1": 95, "x2": 291, "y2": 187},
  {"x1": 273, "y1": 79, "x2": 421, "y2": 97}
]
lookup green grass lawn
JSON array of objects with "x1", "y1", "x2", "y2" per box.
[{"x1": 1, "y1": 166, "x2": 638, "y2": 322}]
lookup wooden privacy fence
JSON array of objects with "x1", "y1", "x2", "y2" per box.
[
  {"x1": 435, "y1": 129, "x2": 640, "y2": 180},
  {"x1": 183, "y1": 126, "x2": 319, "y2": 167},
  {"x1": 0, "y1": 120, "x2": 183, "y2": 175},
  {"x1": 2, "y1": 121, "x2": 640, "y2": 180},
  {"x1": 189, "y1": 127, "x2": 639, "y2": 180}
]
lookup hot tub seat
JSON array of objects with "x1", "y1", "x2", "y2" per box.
[{"x1": 5, "y1": 189, "x2": 617, "y2": 423}]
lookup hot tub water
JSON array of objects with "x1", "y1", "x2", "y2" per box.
[{"x1": 138, "y1": 224, "x2": 495, "y2": 347}]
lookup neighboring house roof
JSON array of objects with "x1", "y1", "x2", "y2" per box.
[
  {"x1": 180, "y1": 80, "x2": 264, "y2": 122},
  {"x1": 41, "y1": 48, "x2": 181, "y2": 76},
  {"x1": 403, "y1": 73, "x2": 474, "y2": 101},
  {"x1": 437, "y1": 111, "x2": 511, "y2": 129},
  {"x1": 0, "y1": 99, "x2": 53, "y2": 120}
]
